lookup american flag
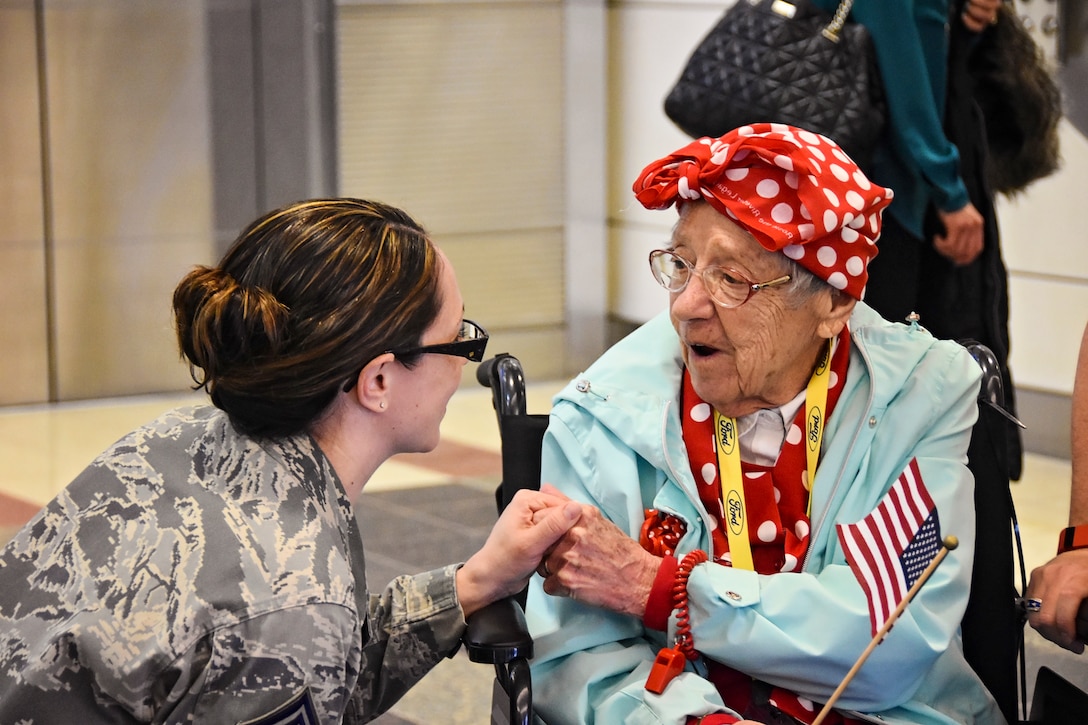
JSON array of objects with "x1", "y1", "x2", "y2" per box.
[{"x1": 836, "y1": 458, "x2": 942, "y2": 636}]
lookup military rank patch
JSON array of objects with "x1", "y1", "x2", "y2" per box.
[{"x1": 238, "y1": 687, "x2": 318, "y2": 725}]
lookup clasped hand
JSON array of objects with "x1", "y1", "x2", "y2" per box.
[
  {"x1": 456, "y1": 486, "x2": 581, "y2": 618},
  {"x1": 533, "y1": 484, "x2": 661, "y2": 618}
]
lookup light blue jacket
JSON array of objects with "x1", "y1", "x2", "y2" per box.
[{"x1": 526, "y1": 304, "x2": 1004, "y2": 724}]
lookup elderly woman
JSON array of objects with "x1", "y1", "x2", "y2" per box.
[
  {"x1": 0, "y1": 198, "x2": 580, "y2": 723},
  {"x1": 526, "y1": 126, "x2": 1004, "y2": 724}
]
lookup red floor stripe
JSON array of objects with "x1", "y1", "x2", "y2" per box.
[{"x1": 0, "y1": 492, "x2": 42, "y2": 528}]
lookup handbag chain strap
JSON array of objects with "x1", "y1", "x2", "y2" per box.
[{"x1": 821, "y1": 0, "x2": 855, "y2": 42}]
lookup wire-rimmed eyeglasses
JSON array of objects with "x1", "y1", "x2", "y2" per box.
[
  {"x1": 342, "y1": 319, "x2": 489, "y2": 391},
  {"x1": 648, "y1": 249, "x2": 791, "y2": 309}
]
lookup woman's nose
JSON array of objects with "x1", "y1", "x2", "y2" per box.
[{"x1": 670, "y1": 273, "x2": 715, "y2": 320}]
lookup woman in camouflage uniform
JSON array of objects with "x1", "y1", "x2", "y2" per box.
[{"x1": 0, "y1": 198, "x2": 581, "y2": 724}]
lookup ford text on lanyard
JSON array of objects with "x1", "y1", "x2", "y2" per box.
[{"x1": 714, "y1": 341, "x2": 831, "y2": 571}]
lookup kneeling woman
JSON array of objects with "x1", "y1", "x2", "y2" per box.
[{"x1": 0, "y1": 198, "x2": 580, "y2": 723}]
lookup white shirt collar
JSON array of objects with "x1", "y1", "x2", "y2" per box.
[{"x1": 736, "y1": 388, "x2": 806, "y2": 466}]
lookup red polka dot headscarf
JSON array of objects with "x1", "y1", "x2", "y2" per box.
[{"x1": 633, "y1": 123, "x2": 894, "y2": 300}]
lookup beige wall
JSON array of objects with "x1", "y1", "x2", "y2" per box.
[
  {"x1": 1, "y1": 0, "x2": 599, "y2": 404},
  {"x1": 337, "y1": 1, "x2": 570, "y2": 382},
  {"x1": 46, "y1": 3, "x2": 213, "y2": 400},
  {"x1": 0, "y1": 0, "x2": 214, "y2": 404},
  {"x1": 998, "y1": 122, "x2": 1088, "y2": 396},
  {"x1": 0, "y1": 2, "x2": 49, "y2": 405},
  {"x1": 4, "y1": 0, "x2": 1084, "y2": 438}
]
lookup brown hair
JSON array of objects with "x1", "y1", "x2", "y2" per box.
[{"x1": 173, "y1": 198, "x2": 441, "y2": 437}]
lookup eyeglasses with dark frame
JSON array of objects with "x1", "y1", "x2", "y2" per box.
[
  {"x1": 648, "y1": 249, "x2": 791, "y2": 309},
  {"x1": 390, "y1": 318, "x2": 489, "y2": 362},
  {"x1": 342, "y1": 319, "x2": 489, "y2": 392}
]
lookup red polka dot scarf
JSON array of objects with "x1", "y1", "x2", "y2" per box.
[{"x1": 632, "y1": 123, "x2": 893, "y2": 300}]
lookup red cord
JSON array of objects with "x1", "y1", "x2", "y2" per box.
[
  {"x1": 672, "y1": 549, "x2": 709, "y2": 660},
  {"x1": 645, "y1": 549, "x2": 711, "y2": 694}
]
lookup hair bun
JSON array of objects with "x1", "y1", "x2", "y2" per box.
[{"x1": 173, "y1": 266, "x2": 289, "y2": 385}]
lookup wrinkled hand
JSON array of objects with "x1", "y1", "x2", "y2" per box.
[
  {"x1": 1025, "y1": 549, "x2": 1088, "y2": 654},
  {"x1": 456, "y1": 487, "x2": 582, "y2": 618},
  {"x1": 961, "y1": 0, "x2": 1001, "y2": 33},
  {"x1": 535, "y1": 484, "x2": 661, "y2": 618},
  {"x1": 933, "y1": 202, "x2": 984, "y2": 266}
]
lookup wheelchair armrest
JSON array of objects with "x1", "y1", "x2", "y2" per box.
[{"x1": 464, "y1": 596, "x2": 534, "y2": 664}]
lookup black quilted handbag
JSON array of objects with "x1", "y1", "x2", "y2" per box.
[{"x1": 664, "y1": 0, "x2": 886, "y2": 169}]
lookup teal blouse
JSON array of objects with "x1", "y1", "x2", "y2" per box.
[{"x1": 811, "y1": 0, "x2": 969, "y2": 237}]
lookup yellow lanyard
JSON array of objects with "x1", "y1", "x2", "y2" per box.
[{"x1": 714, "y1": 340, "x2": 832, "y2": 570}]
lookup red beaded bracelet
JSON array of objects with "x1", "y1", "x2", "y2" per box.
[{"x1": 1057, "y1": 524, "x2": 1088, "y2": 554}]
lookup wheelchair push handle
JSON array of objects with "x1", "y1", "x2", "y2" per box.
[
  {"x1": 962, "y1": 340, "x2": 1025, "y2": 428},
  {"x1": 477, "y1": 353, "x2": 529, "y2": 419}
]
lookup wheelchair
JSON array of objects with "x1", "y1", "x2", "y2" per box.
[
  {"x1": 463, "y1": 353, "x2": 548, "y2": 725},
  {"x1": 462, "y1": 348, "x2": 1088, "y2": 725}
]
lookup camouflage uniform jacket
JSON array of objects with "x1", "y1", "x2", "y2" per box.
[{"x1": 0, "y1": 405, "x2": 466, "y2": 724}]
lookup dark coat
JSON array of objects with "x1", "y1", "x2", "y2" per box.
[
  {"x1": 916, "y1": 10, "x2": 1022, "y2": 482},
  {"x1": 920, "y1": 8, "x2": 1024, "y2": 724}
]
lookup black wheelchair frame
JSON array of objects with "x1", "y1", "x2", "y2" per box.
[{"x1": 463, "y1": 353, "x2": 546, "y2": 725}]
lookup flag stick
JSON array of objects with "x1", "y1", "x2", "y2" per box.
[{"x1": 811, "y1": 535, "x2": 959, "y2": 725}]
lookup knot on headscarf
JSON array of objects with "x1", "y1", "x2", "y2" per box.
[{"x1": 633, "y1": 123, "x2": 894, "y2": 299}]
